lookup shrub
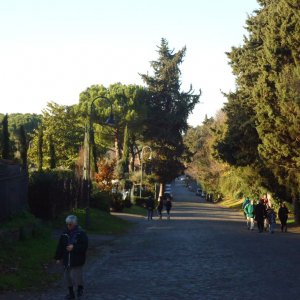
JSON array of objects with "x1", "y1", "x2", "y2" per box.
[
  {"x1": 110, "y1": 192, "x2": 124, "y2": 212},
  {"x1": 90, "y1": 189, "x2": 110, "y2": 212},
  {"x1": 28, "y1": 170, "x2": 82, "y2": 220}
]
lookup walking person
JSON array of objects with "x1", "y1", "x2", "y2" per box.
[
  {"x1": 278, "y1": 202, "x2": 289, "y2": 232},
  {"x1": 266, "y1": 207, "x2": 276, "y2": 234},
  {"x1": 54, "y1": 215, "x2": 88, "y2": 299},
  {"x1": 165, "y1": 197, "x2": 172, "y2": 220},
  {"x1": 255, "y1": 199, "x2": 267, "y2": 233},
  {"x1": 157, "y1": 196, "x2": 164, "y2": 220},
  {"x1": 242, "y1": 197, "x2": 250, "y2": 228},
  {"x1": 244, "y1": 199, "x2": 255, "y2": 230},
  {"x1": 146, "y1": 196, "x2": 155, "y2": 220}
]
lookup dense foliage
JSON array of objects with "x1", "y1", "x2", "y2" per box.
[
  {"x1": 141, "y1": 38, "x2": 201, "y2": 191},
  {"x1": 184, "y1": 0, "x2": 300, "y2": 220}
]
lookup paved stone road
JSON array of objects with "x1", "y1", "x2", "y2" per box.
[{"x1": 3, "y1": 180, "x2": 300, "y2": 300}]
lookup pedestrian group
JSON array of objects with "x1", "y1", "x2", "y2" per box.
[
  {"x1": 145, "y1": 195, "x2": 173, "y2": 221},
  {"x1": 242, "y1": 196, "x2": 289, "y2": 234}
]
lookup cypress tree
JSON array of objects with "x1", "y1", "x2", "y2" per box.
[
  {"x1": 121, "y1": 125, "x2": 129, "y2": 174},
  {"x1": 19, "y1": 125, "x2": 28, "y2": 171},
  {"x1": 37, "y1": 125, "x2": 43, "y2": 171},
  {"x1": 1, "y1": 114, "x2": 11, "y2": 159},
  {"x1": 49, "y1": 134, "x2": 56, "y2": 169}
]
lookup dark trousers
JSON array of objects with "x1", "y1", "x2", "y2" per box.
[
  {"x1": 280, "y1": 217, "x2": 287, "y2": 231},
  {"x1": 147, "y1": 209, "x2": 153, "y2": 220},
  {"x1": 257, "y1": 219, "x2": 264, "y2": 232}
]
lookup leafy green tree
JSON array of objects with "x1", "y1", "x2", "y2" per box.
[
  {"x1": 28, "y1": 102, "x2": 84, "y2": 169},
  {"x1": 78, "y1": 83, "x2": 148, "y2": 168},
  {"x1": 140, "y1": 38, "x2": 200, "y2": 194}
]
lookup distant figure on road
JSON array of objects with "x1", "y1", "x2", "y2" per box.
[
  {"x1": 255, "y1": 199, "x2": 267, "y2": 233},
  {"x1": 54, "y1": 215, "x2": 88, "y2": 299},
  {"x1": 278, "y1": 202, "x2": 289, "y2": 232},
  {"x1": 165, "y1": 197, "x2": 172, "y2": 220},
  {"x1": 244, "y1": 200, "x2": 254, "y2": 230},
  {"x1": 146, "y1": 196, "x2": 155, "y2": 220},
  {"x1": 266, "y1": 207, "x2": 276, "y2": 234},
  {"x1": 157, "y1": 196, "x2": 164, "y2": 220},
  {"x1": 242, "y1": 197, "x2": 250, "y2": 227}
]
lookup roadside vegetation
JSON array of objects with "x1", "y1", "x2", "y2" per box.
[
  {"x1": 184, "y1": 1, "x2": 300, "y2": 222},
  {"x1": 0, "y1": 207, "x2": 136, "y2": 291}
]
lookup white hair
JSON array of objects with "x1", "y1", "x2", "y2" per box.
[{"x1": 65, "y1": 215, "x2": 78, "y2": 224}]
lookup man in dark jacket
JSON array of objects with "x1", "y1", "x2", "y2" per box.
[
  {"x1": 146, "y1": 196, "x2": 155, "y2": 220},
  {"x1": 55, "y1": 215, "x2": 88, "y2": 299},
  {"x1": 254, "y1": 199, "x2": 267, "y2": 233}
]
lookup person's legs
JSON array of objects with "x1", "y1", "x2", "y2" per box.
[
  {"x1": 250, "y1": 218, "x2": 254, "y2": 230},
  {"x1": 167, "y1": 209, "x2": 170, "y2": 220},
  {"x1": 264, "y1": 219, "x2": 268, "y2": 231},
  {"x1": 246, "y1": 217, "x2": 250, "y2": 229},
  {"x1": 150, "y1": 209, "x2": 153, "y2": 220},
  {"x1": 257, "y1": 220, "x2": 263, "y2": 232},
  {"x1": 158, "y1": 209, "x2": 162, "y2": 220},
  {"x1": 147, "y1": 209, "x2": 151, "y2": 220},
  {"x1": 70, "y1": 266, "x2": 84, "y2": 297},
  {"x1": 282, "y1": 218, "x2": 287, "y2": 232},
  {"x1": 64, "y1": 268, "x2": 75, "y2": 299}
]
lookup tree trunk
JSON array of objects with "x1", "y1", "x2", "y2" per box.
[
  {"x1": 114, "y1": 127, "x2": 122, "y2": 161},
  {"x1": 293, "y1": 192, "x2": 300, "y2": 224},
  {"x1": 129, "y1": 143, "x2": 135, "y2": 172},
  {"x1": 159, "y1": 183, "x2": 165, "y2": 197}
]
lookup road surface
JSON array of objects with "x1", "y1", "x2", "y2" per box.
[{"x1": 3, "y1": 179, "x2": 300, "y2": 300}]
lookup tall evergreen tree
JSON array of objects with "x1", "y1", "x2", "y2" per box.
[
  {"x1": 37, "y1": 125, "x2": 43, "y2": 171},
  {"x1": 19, "y1": 125, "x2": 28, "y2": 171},
  {"x1": 217, "y1": 0, "x2": 300, "y2": 220},
  {"x1": 49, "y1": 134, "x2": 56, "y2": 169},
  {"x1": 1, "y1": 114, "x2": 11, "y2": 160},
  {"x1": 140, "y1": 38, "x2": 201, "y2": 193}
]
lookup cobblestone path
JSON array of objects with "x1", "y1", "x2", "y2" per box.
[{"x1": 3, "y1": 180, "x2": 300, "y2": 300}]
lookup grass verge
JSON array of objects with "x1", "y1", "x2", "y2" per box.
[
  {"x1": 123, "y1": 205, "x2": 147, "y2": 216},
  {"x1": 0, "y1": 226, "x2": 58, "y2": 291},
  {"x1": 0, "y1": 208, "x2": 133, "y2": 292},
  {"x1": 52, "y1": 208, "x2": 132, "y2": 235},
  {"x1": 220, "y1": 197, "x2": 243, "y2": 210}
]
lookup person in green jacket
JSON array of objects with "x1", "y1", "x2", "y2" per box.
[
  {"x1": 244, "y1": 200, "x2": 255, "y2": 230},
  {"x1": 242, "y1": 197, "x2": 250, "y2": 228}
]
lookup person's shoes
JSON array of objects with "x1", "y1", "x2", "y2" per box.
[
  {"x1": 77, "y1": 286, "x2": 84, "y2": 298},
  {"x1": 65, "y1": 287, "x2": 75, "y2": 300}
]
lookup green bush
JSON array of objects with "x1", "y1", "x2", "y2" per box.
[
  {"x1": 110, "y1": 192, "x2": 124, "y2": 212},
  {"x1": 28, "y1": 170, "x2": 82, "y2": 220},
  {"x1": 132, "y1": 196, "x2": 146, "y2": 207},
  {"x1": 90, "y1": 189, "x2": 110, "y2": 212}
]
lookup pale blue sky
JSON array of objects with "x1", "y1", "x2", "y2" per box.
[{"x1": 0, "y1": 0, "x2": 259, "y2": 126}]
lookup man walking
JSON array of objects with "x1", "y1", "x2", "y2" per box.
[
  {"x1": 55, "y1": 215, "x2": 88, "y2": 299},
  {"x1": 255, "y1": 199, "x2": 267, "y2": 233},
  {"x1": 146, "y1": 196, "x2": 155, "y2": 220}
]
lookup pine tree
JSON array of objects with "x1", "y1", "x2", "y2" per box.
[{"x1": 140, "y1": 38, "x2": 200, "y2": 192}]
